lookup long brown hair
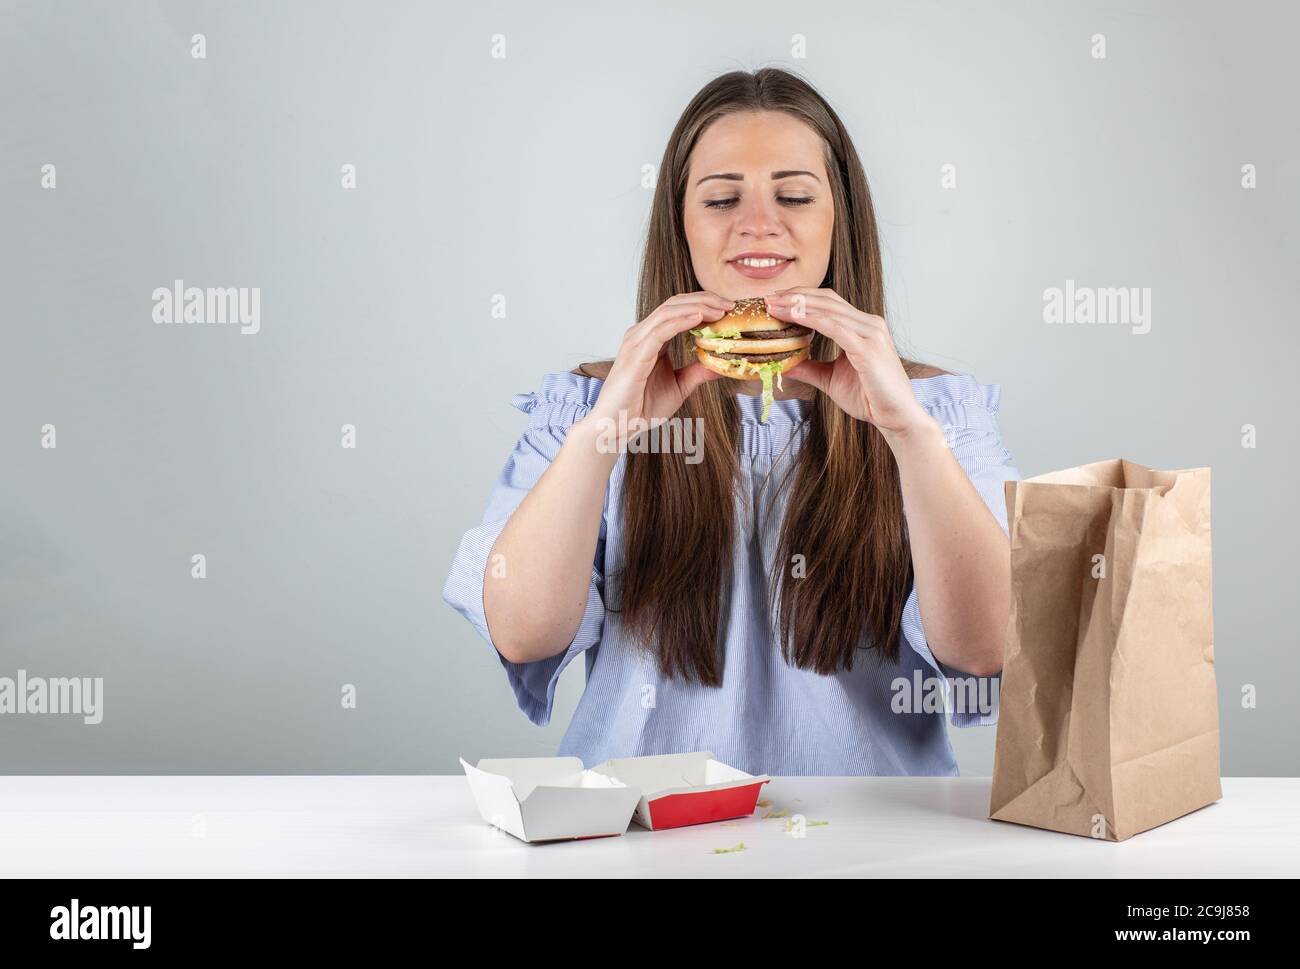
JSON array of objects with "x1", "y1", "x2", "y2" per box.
[{"x1": 581, "y1": 68, "x2": 939, "y2": 686}]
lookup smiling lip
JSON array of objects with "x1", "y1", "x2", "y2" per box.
[{"x1": 729, "y1": 252, "x2": 795, "y2": 280}]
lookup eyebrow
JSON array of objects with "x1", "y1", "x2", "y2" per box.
[{"x1": 695, "y1": 170, "x2": 821, "y2": 186}]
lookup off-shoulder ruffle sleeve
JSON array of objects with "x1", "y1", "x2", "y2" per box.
[
  {"x1": 898, "y1": 373, "x2": 1020, "y2": 728},
  {"x1": 440, "y1": 371, "x2": 608, "y2": 726}
]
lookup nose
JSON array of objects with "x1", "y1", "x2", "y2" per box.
[{"x1": 732, "y1": 193, "x2": 784, "y2": 239}]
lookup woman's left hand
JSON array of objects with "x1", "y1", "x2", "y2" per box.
[{"x1": 766, "y1": 288, "x2": 931, "y2": 439}]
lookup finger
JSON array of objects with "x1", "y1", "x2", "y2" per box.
[
  {"x1": 638, "y1": 295, "x2": 732, "y2": 344},
  {"x1": 785, "y1": 358, "x2": 833, "y2": 394},
  {"x1": 696, "y1": 290, "x2": 739, "y2": 312},
  {"x1": 646, "y1": 305, "x2": 722, "y2": 347},
  {"x1": 634, "y1": 299, "x2": 727, "y2": 344},
  {"x1": 661, "y1": 291, "x2": 735, "y2": 314},
  {"x1": 764, "y1": 286, "x2": 827, "y2": 304},
  {"x1": 768, "y1": 292, "x2": 872, "y2": 337},
  {"x1": 764, "y1": 294, "x2": 840, "y2": 339},
  {"x1": 674, "y1": 360, "x2": 724, "y2": 398},
  {"x1": 628, "y1": 306, "x2": 698, "y2": 347},
  {"x1": 767, "y1": 291, "x2": 841, "y2": 316},
  {"x1": 613, "y1": 312, "x2": 696, "y2": 379},
  {"x1": 776, "y1": 286, "x2": 843, "y2": 303},
  {"x1": 622, "y1": 309, "x2": 707, "y2": 372}
]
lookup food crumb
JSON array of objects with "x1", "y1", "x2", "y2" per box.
[
  {"x1": 762, "y1": 809, "x2": 790, "y2": 819},
  {"x1": 713, "y1": 842, "x2": 747, "y2": 854},
  {"x1": 783, "y1": 819, "x2": 830, "y2": 832}
]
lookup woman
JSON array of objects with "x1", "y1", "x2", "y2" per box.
[{"x1": 443, "y1": 68, "x2": 1020, "y2": 775}]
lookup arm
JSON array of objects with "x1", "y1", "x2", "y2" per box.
[
  {"x1": 882, "y1": 417, "x2": 1011, "y2": 677},
  {"x1": 483, "y1": 418, "x2": 618, "y2": 664}
]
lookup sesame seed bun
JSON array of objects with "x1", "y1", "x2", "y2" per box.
[{"x1": 716, "y1": 297, "x2": 793, "y2": 334}]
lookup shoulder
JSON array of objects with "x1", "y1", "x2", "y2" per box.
[
  {"x1": 571, "y1": 359, "x2": 615, "y2": 380},
  {"x1": 906, "y1": 366, "x2": 1005, "y2": 433},
  {"x1": 509, "y1": 368, "x2": 606, "y2": 428},
  {"x1": 902, "y1": 359, "x2": 954, "y2": 380},
  {"x1": 900, "y1": 360, "x2": 1002, "y2": 419}
]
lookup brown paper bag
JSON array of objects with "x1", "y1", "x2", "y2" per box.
[{"x1": 989, "y1": 458, "x2": 1222, "y2": 841}]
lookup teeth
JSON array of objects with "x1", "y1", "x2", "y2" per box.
[{"x1": 737, "y1": 257, "x2": 786, "y2": 268}]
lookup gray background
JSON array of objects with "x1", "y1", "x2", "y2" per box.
[{"x1": 2, "y1": 0, "x2": 1295, "y2": 775}]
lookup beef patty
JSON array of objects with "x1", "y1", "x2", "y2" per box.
[
  {"x1": 714, "y1": 349, "x2": 801, "y2": 362},
  {"x1": 738, "y1": 324, "x2": 812, "y2": 340}
]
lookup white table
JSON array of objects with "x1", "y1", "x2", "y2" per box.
[{"x1": 1, "y1": 776, "x2": 1295, "y2": 877}]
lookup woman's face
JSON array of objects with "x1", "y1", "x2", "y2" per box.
[{"x1": 683, "y1": 110, "x2": 834, "y2": 301}]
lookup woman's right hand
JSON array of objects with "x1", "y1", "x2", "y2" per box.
[{"x1": 585, "y1": 291, "x2": 735, "y2": 428}]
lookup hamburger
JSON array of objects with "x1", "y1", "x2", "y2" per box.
[{"x1": 690, "y1": 296, "x2": 813, "y2": 421}]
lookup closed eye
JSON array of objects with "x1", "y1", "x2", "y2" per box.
[{"x1": 703, "y1": 196, "x2": 815, "y2": 209}]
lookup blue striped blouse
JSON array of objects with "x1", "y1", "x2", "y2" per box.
[{"x1": 442, "y1": 370, "x2": 1021, "y2": 776}]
